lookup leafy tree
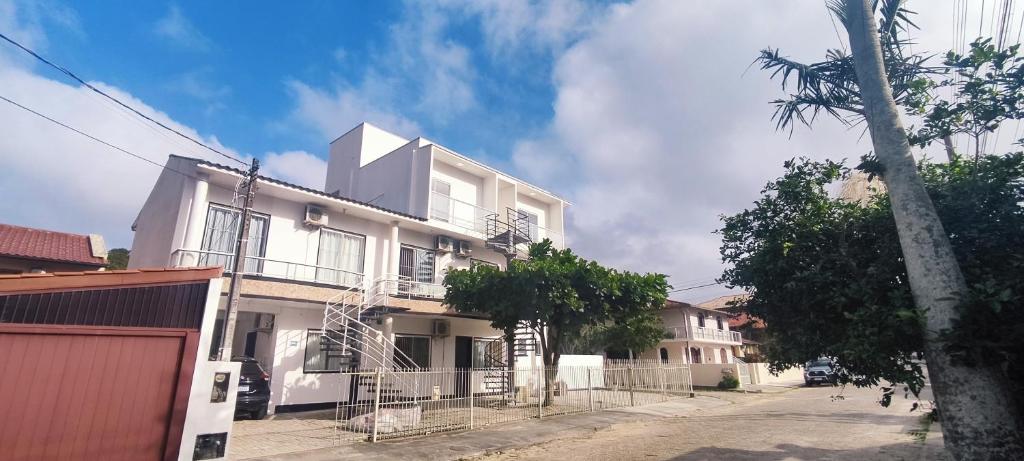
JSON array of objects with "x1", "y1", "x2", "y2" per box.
[
  {"x1": 105, "y1": 248, "x2": 129, "y2": 270},
  {"x1": 755, "y1": 1, "x2": 1024, "y2": 456},
  {"x1": 443, "y1": 239, "x2": 669, "y2": 405},
  {"x1": 720, "y1": 154, "x2": 1024, "y2": 455}
]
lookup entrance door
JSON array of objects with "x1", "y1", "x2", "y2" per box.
[
  {"x1": 244, "y1": 331, "x2": 258, "y2": 357},
  {"x1": 454, "y1": 336, "x2": 473, "y2": 397}
]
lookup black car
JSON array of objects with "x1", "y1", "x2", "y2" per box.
[{"x1": 233, "y1": 357, "x2": 271, "y2": 420}]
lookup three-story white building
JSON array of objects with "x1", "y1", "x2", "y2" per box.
[{"x1": 129, "y1": 122, "x2": 568, "y2": 414}]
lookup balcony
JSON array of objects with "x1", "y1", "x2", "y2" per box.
[
  {"x1": 376, "y1": 275, "x2": 446, "y2": 300},
  {"x1": 665, "y1": 325, "x2": 741, "y2": 344},
  {"x1": 172, "y1": 249, "x2": 365, "y2": 288},
  {"x1": 430, "y1": 191, "x2": 495, "y2": 235}
]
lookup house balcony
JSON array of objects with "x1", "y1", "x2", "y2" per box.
[
  {"x1": 172, "y1": 249, "x2": 365, "y2": 289},
  {"x1": 430, "y1": 191, "x2": 495, "y2": 236},
  {"x1": 666, "y1": 325, "x2": 741, "y2": 344}
]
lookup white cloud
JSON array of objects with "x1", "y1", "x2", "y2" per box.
[
  {"x1": 0, "y1": 60, "x2": 245, "y2": 248},
  {"x1": 154, "y1": 4, "x2": 212, "y2": 51},
  {"x1": 286, "y1": 80, "x2": 421, "y2": 141},
  {"x1": 261, "y1": 150, "x2": 328, "y2": 190},
  {"x1": 436, "y1": 0, "x2": 599, "y2": 57},
  {"x1": 510, "y1": 0, "x2": 977, "y2": 303}
]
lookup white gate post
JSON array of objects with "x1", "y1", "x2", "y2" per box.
[
  {"x1": 537, "y1": 365, "x2": 543, "y2": 419},
  {"x1": 371, "y1": 367, "x2": 383, "y2": 443},
  {"x1": 587, "y1": 367, "x2": 595, "y2": 412},
  {"x1": 469, "y1": 370, "x2": 475, "y2": 430}
]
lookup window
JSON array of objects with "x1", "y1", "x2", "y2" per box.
[
  {"x1": 303, "y1": 329, "x2": 347, "y2": 373},
  {"x1": 720, "y1": 348, "x2": 729, "y2": 364},
  {"x1": 473, "y1": 338, "x2": 504, "y2": 368},
  {"x1": 716, "y1": 316, "x2": 725, "y2": 330},
  {"x1": 200, "y1": 204, "x2": 269, "y2": 274},
  {"x1": 659, "y1": 348, "x2": 669, "y2": 363},
  {"x1": 690, "y1": 347, "x2": 702, "y2": 364},
  {"x1": 430, "y1": 179, "x2": 452, "y2": 222},
  {"x1": 316, "y1": 228, "x2": 365, "y2": 286},
  {"x1": 697, "y1": 312, "x2": 706, "y2": 328},
  {"x1": 517, "y1": 209, "x2": 539, "y2": 241},
  {"x1": 394, "y1": 335, "x2": 430, "y2": 369},
  {"x1": 399, "y1": 245, "x2": 436, "y2": 284}
]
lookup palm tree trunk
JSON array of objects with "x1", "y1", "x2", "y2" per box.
[{"x1": 844, "y1": 1, "x2": 1023, "y2": 458}]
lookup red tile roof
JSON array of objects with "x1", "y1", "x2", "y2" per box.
[
  {"x1": 0, "y1": 223, "x2": 106, "y2": 266},
  {"x1": 0, "y1": 267, "x2": 224, "y2": 293}
]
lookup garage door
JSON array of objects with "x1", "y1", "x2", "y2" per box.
[{"x1": 0, "y1": 326, "x2": 189, "y2": 461}]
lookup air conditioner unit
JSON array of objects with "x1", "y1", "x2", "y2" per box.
[
  {"x1": 435, "y1": 235, "x2": 454, "y2": 253},
  {"x1": 304, "y1": 204, "x2": 328, "y2": 227},
  {"x1": 432, "y1": 319, "x2": 451, "y2": 337},
  {"x1": 455, "y1": 240, "x2": 472, "y2": 258}
]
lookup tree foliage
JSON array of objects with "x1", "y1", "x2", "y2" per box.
[
  {"x1": 718, "y1": 153, "x2": 1024, "y2": 410},
  {"x1": 105, "y1": 248, "x2": 129, "y2": 270},
  {"x1": 443, "y1": 239, "x2": 669, "y2": 405}
]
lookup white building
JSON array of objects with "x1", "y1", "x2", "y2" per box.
[
  {"x1": 640, "y1": 300, "x2": 743, "y2": 365},
  {"x1": 129, "y1": 122, "x2": 568, "y2": 414}
]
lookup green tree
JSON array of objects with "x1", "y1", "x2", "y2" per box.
[
  {"x1": 443, "y1": 239, "x2": 669, "y2": 405},
  {"x1": 105, "y1": 248, "x2": 129, "y2": 270},
  {"x1": 755, "y1": 1, "x2": 1024, "y2": 456},
  {"x1": 719, "y1": 154, "x2": 1024, "y2": 456}
]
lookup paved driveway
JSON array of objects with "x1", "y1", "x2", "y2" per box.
[{"x1": 479, "y1": 385, "x2": 942, "y2": 461}]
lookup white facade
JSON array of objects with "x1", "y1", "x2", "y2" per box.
[
  {"x1": 640, "y1": 301, "x2": 742, "y2": 365},
  {"x1": 130, "y1": 123, "x2": 567, "y2": 413}
]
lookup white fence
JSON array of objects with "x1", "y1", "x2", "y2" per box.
[{"x1": 331, "y1": 361, "x2": 692, "y2": 443}]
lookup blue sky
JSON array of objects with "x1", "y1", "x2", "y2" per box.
[
  {"x1": 0, "y1": 0, "x2": 1001, "y2": 302},
  {"x1": 32, "y1": 2, "x2": 556, "y2": 166}
]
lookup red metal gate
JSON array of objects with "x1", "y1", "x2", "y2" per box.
[{"x1": 0, "y1": 325, "x2": 198, "y2": 461}]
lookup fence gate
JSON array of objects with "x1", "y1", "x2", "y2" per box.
[{"x1": 735, "y1": 358, "x2": 752, "y2": 385}]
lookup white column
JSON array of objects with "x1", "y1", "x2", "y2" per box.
[
  {"x1": 388, "y1": 221, "x2": 400, "y2": 277},
  {"x1": 179, "y1": 173, "x2": 209, "y2": 267}
]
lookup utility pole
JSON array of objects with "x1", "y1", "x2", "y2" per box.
[{"x1": 217, "y1": 158, "x2": 260, "y2": 361}]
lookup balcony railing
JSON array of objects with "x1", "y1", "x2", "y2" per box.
[
  {"x1": 665, "y1": 325, "x2": 741, "y2": 344},
  {"x1": 430, "y1": 191, "x2": 495, "y2": 235},
  {"x1": 376, "y1": 274, "x2": 446, "y2": 300},
  {"x1": 172, "y1": 249, "x2": 365, "y2": 288}
]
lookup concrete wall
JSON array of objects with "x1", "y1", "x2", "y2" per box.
[
  {"x1": 325, "y1": 123, "x2": 411, "y2": 196},
  {"x1": 129, "y1": 156, "x2": 195, "y2": 269},
  {"x1": 179, "y1": 277, "x2": 241, "y2": 461},
  {"x1": 689, "y1": 363, "x2": 740, "y2": 387},
  {"x1": 748, "y1": 363, "x2": 805, "y2": 385}
]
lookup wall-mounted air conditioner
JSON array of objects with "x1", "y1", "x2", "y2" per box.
[
  {"x1": 455, "y1": 240, "x2": 472, "y2": 258},
  {"x1": 432, "y1": 319, "x2": 451, "y2": 337},
  {"x1": 435, "y1": 235, "x2": 454, "y2": 253},
  {"x1": 304, "y1": 204, "x2": 328, "y2": 227},
  {"x1": 254, "y1": 313, "x2": 275, "y2": 332}
]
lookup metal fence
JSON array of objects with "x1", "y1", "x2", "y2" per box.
[{"x1": 330, "y1": 361, "x2": 692, "y2": 443}]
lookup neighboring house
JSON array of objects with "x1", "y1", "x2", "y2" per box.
[
  {"x1": 701, "y1": 294, "x2": 765, "y2": 361},
  {"x1": 0, "y1": 223, "x2": 108, "y2": 273},
  {"x1": 129, "y1": 122, "x2": 568, "y2": 413},
  {"x1": 639, "y1": 300, "x2": 743, "y2": 364}
]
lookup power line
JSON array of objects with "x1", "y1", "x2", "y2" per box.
[
  {"x1": 0, "y1": 31, "x2": 246, "y2": 167},
  {"x1": 669, "y1": 281, "x2": 723, "y2": 293},
  {"x1": 0, "y1": 92, "x2": 243, "y2": 195}
]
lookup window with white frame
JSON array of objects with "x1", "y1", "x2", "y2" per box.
[
  {"x1": 398, "y1": 245, "x2": 436, "y2": 295},
  {"x1": 473, "y1": 338, "x2": 504, "y2": 368},
  {"x1": 199, "y1": 204, "x2": 269, "y2": 274},
  {"x1": 470, "y1": 259, "x2": 500, "y2": 270},
  {"x1": 430, "y1": 179, "x2": 452, "y2": 222},
  {"x1": 316, "y1": 228, "x2": 365, "y2": 286},
  {"x1": 303, "y1": 329, "x2": 347, "y2": 373},
  {"x1": 517, "y1": 209, "x2": 539, "y2": 241},
  {"x1": 716, "y1": 315, "x2": 725, "y2": 330},
  {"x1": 394, "y1": 335, "x2": 430, "y2": 369}
]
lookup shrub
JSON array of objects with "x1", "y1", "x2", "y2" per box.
[{"x1": 718, "y1": 375, "x2": 740, "y2": 390}]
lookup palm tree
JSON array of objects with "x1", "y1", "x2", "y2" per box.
[{"x1": 757, "y1": 1, "x2": 1023, "y2": 458}]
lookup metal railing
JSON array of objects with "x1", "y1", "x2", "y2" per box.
[
  {"x1": 332, "y1": 360, "x2": 692, "y2": 443},
  {"x1": 377, "y1": 274, "x2": 446, "y2": 300},
  {"x1": 173, "y1": 249, "x2": 365, "y2": 288},
  {"x1": 665, "y1": 325, "x2": 742, "y2": 343},
  {"x1": 429, "y1": 191, "x2": 496, "y2": 235}
]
